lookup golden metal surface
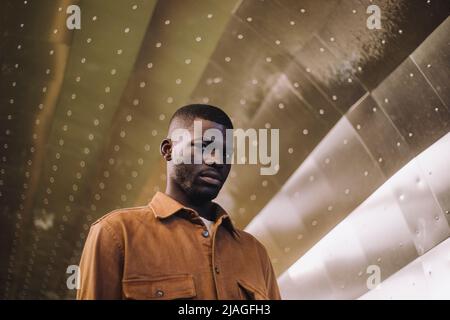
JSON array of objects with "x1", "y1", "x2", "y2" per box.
[{"x1": 0, "y1": 0, "x2": 449, "y2": 299}]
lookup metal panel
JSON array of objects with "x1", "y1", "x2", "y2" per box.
[
  {"x1": 411, "y1": 17, "x2": 450, "y2": 107},
  {"x1": 415, "y1": 134, "x2": 450, "y2": 228},
  {"x1": 234, "y1": 0, "x2": 340, "y2": 56},
  {"x1": 0, "y1": 0, "x2": 158, "y2": 299},
  {"x1": 278, "y1": 133, "x2": 450, "y2": 299},
  {"x1": 318, "y1": 0, "x2": 450, "y2": 90},
  {"x1": 246, "y1": 117, "x2": 386, "y2": 274},
  {"x1": 293, "y1": 35, "x2": 367, "y2": 114},
  {"x1": 346, "y1": 94, "x2": 414, "y2": 177},
  {"x1": 371, "y1": 57, "x2": 449, "y2": 156},
  {"x1": 360, "y1": 237, "x2": 450, "y2": 300}
]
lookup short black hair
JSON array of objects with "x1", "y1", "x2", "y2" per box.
[{"x1": 169, "y1": 104, "x2": 233, "y2": 130}]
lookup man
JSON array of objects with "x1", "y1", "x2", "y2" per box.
[{"x1": 77, "y1": 104, "x2": 281, "y2": 300}]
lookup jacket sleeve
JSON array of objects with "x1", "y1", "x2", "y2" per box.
[
  {"x1": 263, "y1": 249, "x2": 282, "y2": 300},
  {"x1": 76, "y1": 220, "x2": 123, "y2": 300}
]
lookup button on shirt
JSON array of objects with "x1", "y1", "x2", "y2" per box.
[{"x1": 77, "y1": 191, "x2": 281, "y2": 300}]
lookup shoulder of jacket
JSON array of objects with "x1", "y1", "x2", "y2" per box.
[
  {"x1": 91, "y1": 205, "x2": 151, "y2": 227},
  {"x1": 235, "y1": 229, "x2": 261, "y2": 245},
  {"x1": 237, "y1": 229, "x2": 271, "y2": 254}
]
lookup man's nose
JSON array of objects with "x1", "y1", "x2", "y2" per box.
[{"x1": 204, "y1": 151, "x2": 223, "y2": 166}]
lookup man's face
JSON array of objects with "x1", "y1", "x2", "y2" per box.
[{"x1": 165, "y1": 118, "x2": 231, "y2": 203}]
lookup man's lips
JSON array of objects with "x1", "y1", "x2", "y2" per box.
[{"x1": 198, "y1": 171, "x2": 222, "y2": 186}]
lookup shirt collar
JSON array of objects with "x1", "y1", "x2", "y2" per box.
[{"x1": 148, "y1": 191, "x2": 239, "y2": 238}]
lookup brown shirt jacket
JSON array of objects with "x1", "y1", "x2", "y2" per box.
[{"x1": 77, "y1": 192, "x2": 281, "y2": 300}]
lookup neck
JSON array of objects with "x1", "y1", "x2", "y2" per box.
[{"x1": 165, "y1": 180, "x2": 215, "y2": 221}]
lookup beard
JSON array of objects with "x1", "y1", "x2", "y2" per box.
[{"x1": 172, "y1": 164, "x2": 220, "y2": 204}]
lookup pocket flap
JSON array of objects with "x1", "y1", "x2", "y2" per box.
[
  {"x1": 237, "y1": 279, "x2": 268, "y2": 300},
  {"x1": 123, "y1": 274, "x2": 196, "y2": 300}
]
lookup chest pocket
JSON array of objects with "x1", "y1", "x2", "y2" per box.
[
  {"x1": 123, "y1": 274, "x2": 196, "y2": 300},
  {"x1": 237, "y1": 279, "x2": 269, "y2": 300}
]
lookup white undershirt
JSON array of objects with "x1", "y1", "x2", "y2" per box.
[{"x1": 199, "y1": 216, "x2": 214, "y2": 233}]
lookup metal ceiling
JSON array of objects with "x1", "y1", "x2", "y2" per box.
[{"x1": 0, "y1": 0, "x2": 449, "y2": 299}]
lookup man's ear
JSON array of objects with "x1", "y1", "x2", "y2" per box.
[{"x1": 160, "y1": 138, "x2": 172, "y2": 161}]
